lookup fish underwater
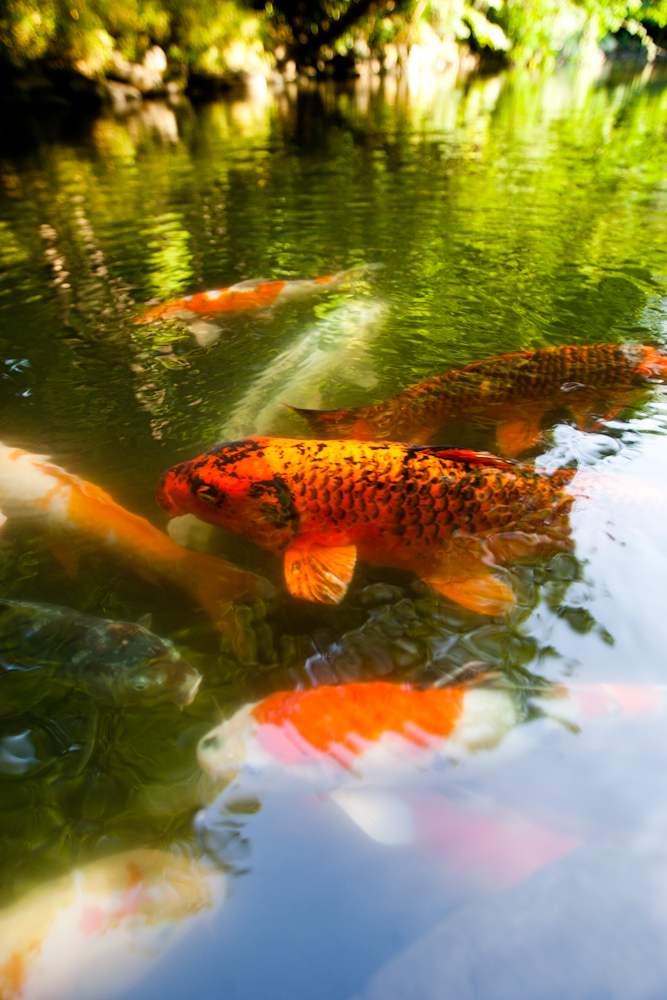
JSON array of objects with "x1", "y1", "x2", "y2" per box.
[
  {"x1": 0, "y1": 599, "x2": 201, "y2": 707},
  {"x1": 219, "y1": 297, "x2": 389, "y2": 440},
  {"x1": 197, "y1": 680, "x2": 519, "y2": 846},
  {"x1": 198, "y1": 681, "x2": 519, "y2": 786},
  {"x1": 0, "y1": 849, "x2": 224, "y2": 1000},
  {"x1": 291, "y1": 343, "x2": 667, "y2": 457},
  {"x1": 156, "y1": 437, "x2": 575, "y2": 616},
  {"x1": 196, "y1": 679, "x2": 662, "y2": 853},
  {"x1": 136, "y1": 263, "x2": 383, "y2": 326},
  {"x1": 0, "y1": 442, "x2": 272, "y2": 656}
]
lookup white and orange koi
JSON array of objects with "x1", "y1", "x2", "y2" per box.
[
  {"x1": 135, "y1": 263, "x2": 383, "y2": 323},
  {"x1": 197, "y1": 680, "x2": 667, "y2": 846},
  {"x1": 0, "y1": 443, "x2": 272, "y2": 655},
  {"x1": 197, "y1": 682, "x2": 519, "y2": 841},
  {"x1": 195, "y1": 681, "x2": 584, "y2": 888},
  {"x1": 0, "y1": 849, "x2": 224, "y2": 1000}
]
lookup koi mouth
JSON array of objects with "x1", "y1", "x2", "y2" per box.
[
  {"x1": 155, "y1": 475, "x2": 180, "y2": 516},
  {"x1": 177, "y1": 670, "x2": 202, "y2": 707}
]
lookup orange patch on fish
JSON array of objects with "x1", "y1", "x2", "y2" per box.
[
  {"x1": 198, "y1": 681, "x2": 519, "y2": 786},
  {"x1": 252, "y1": 682, "x2": 467, "y2": 756}
]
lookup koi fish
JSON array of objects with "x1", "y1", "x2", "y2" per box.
[
  {"x1": 197, "y1": 680, "x2": 666, "y2": 851},
  {"x1": 156, "y1": 437, "x2": 575, "y2": 616},
  {"x1": 195, "y1": 680, "x2": 579, "y2": 871},
  {"x1": 290, "y1": 344, "x2": 667, "y2": 457},
  {"x1": 197, "y1": 681, "x2": 519, "y2": 786},
  {"x1": 0, "y1": 442, "x2": 272, "y2": 656},
  {"x1": 0, "y1": 849, "x2": 224, "y2": 1000},
  {"x1": 0, "y1": 598, "x2": 201, "y2": 707},
  {"x1": 197, "y1": 680, "x2": 519, "y2": 846},
  {"x1": 136, "y1": 264, "x2": 383, "y2": 324}
]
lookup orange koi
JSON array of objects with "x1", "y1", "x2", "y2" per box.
[
  {"x1": 136, "y1": 264, "x2": 382, "y2": 323},
  {"x1": 291, "y1": 344, "x2": 667, "y2": 457},
  {"x1": 0, "y1": 442, "x2": 272, "y2": 655},
  {"x1": 156, "y1": 437, "x2": 574, "y2": 616}
]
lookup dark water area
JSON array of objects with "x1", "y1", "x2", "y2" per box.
[{"x1": 3, "y1": 64, "x2": 667, "y2": 999}]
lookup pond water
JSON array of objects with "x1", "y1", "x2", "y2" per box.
[{"x1": 3, "y1": 63, "x2": 667, "y2": 999}]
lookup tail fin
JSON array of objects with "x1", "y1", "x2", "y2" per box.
[
  {"x1": 134, "y1": 300, "x2": 181, "y2": 323},
  {"x1": 177, "y1": 550, "x2": 276, "y2": 660},
  {"x1": 340, "y1": 262, "x2": 385, "y2": 281},
  {"x1": 285, "y1": 404, "x2": 370, "y2": 438}
]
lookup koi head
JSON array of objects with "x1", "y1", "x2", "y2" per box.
[
  {"x1": 156, "y1": 439, "x2": 300, "y2": 551},
  {"x1": 197, "y1": 704, "x2": 257, "y2": 782},
  {"x1": 74, "y1": 620, "x2": 201, "y2": 706}
]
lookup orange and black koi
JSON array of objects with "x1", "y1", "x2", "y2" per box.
[
  {"x1": 290, "y1": 344, "x2": 667, "y2": 457},
  {"x1": 156, "y1": 437, "x2": 575, "y2": 616},
  {"x1": 136, "y1": 264, "x2": 381, "y2": 323}
]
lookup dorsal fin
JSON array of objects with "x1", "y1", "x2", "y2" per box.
[
  {"x1": 283, "y1": 404, "x2": 354, "y2": 424},
  {"x1": 407, "y1": 445, "x2": 519, "y2": 471},
  {"x1": 227, "y1": 278, "x2": 272, "y2": 291}
]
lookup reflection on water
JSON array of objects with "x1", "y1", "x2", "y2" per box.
[{"x1": 3, "y1": 63, "x2": 667, "y2": 999}]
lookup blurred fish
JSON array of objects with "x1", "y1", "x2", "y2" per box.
[
  {"x1": 0, "y1": 849, "x2": 224, "y2": 1000},
  {"x1": 0, "y1": 442, "x2": 273, "y2": 657},
  {"x1": 219, "y1": 297, "x2": 389, "y2": 440},
  {"x1": 537, "y1": 681, "x2": 667, "y2": 725},
  {"x1": 0, "y1": 598, "x2": 201, "y2": 706},
  {"x1": 136, "y1": 263, "x2": 383, "y2": 324},
  {"x1": 197, "y1": 681, "x2": 519, "y2": 844},
  {"x1": 157, "y1": 438, "x2": 574, "y2": 616},
  {"x1": 197, "y1": 679, "x2": 666, "y2": 858},
  {"x1": 292, "y1": 344, "x2": 667, "y2": 457},
  {"x1": 195, "y1": 680, "x2": 578, "y2": 885}
]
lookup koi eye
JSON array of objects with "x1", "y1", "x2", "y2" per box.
[
  {"x1": 200, "y1": 734, "x2": 221, "y2": 752},
  {"x1": 197, "y1": 484, "x2": 223, "y2": 504}
]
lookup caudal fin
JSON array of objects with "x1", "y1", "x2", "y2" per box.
[
  {"x1": 178, "y1": 550, "x2": 276, "y2": 659},
  {"x1": 285, "y1": 404, "x2": 373, "y2": 439}
]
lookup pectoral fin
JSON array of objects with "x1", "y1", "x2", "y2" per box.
[
  {"x1": 496, "y1": 416, "x2": 544, "y2": 458},
  {"x1": 569, "y1": 390, "x2": 633, "y2": 431},
  {"x1": 330, "y1": 788, "x2": 415, "y2": 845},
  {"x1": 0, "y1": 510, "x2": 6, "y2": 532},
  {"x1": 425, "y1": 567, "x2": 515, "y2": 616},
  {"x1": 49, "y1": 542, "x2": 80, "y2": 579},
  {"x1": 284, "y1": 543, "x2": 357, "y2": 603}
]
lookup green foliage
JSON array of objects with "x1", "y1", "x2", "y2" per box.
[
  {"x1": 4, "y1": 0, "x2": 667, "y2": 74},
  {"x1": 488, "y1": 0, "x2": 667, "y2": 66},
  {"x1": 0, "y1": 0, "x2": 265, "y2": 74}
]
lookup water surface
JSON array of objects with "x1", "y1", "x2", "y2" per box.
[{"x1": 3, "y1": 64, "x2": 667, "y2": 999}]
